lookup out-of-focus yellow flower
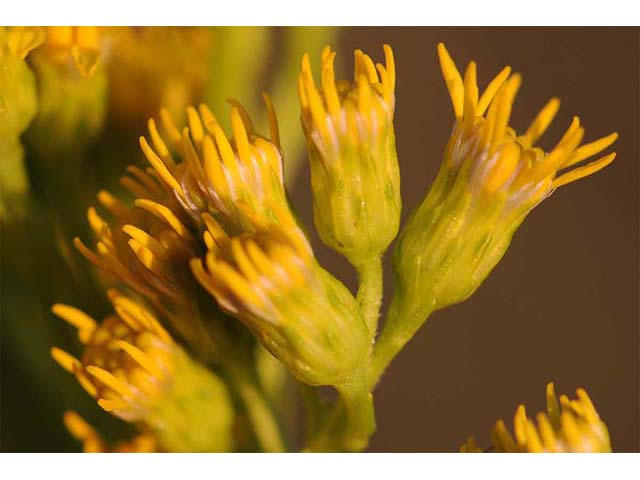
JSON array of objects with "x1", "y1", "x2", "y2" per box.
[
  {"x1": 191, "y1": 223, "x2": 369, "y2": 386},
  {"x1": 299, "y1": 45, "x2": 400, "y2": 266},
  {"x1": 51, "y1": 291, "x2": 235, "y2": 452},
  {"x1": 43, "y1": 26, "x2": 101, "y2": 78},
  {"x1": 462, "y1": 382, "x2": 611, "y2": 453},
  {"x1": 0, "y1": 26, "x2": 44, "y2": 217},
  {"x1": 0, "y1": 26, "x2": 44, "y2": 138},
  {"x1": 51, "y1": 292, "x2": 176, "y2": 422},
  {"x1": 107, "y1": 27, "x2": 213, "y2": 127},
  {"x1": 63, "y1": 410, "x2": 157, "y2": 453},
  {"x1": 3, "y1": 26, "x2": 45, "y2": 60},
  {"x1": 459, "y1": 435, "x2": 483, "y2": 453},
  {"x1": 27, "y1": 27, "x2": 107, "y2": 156}
]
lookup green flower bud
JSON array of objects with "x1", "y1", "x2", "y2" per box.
[
  {"x1": 299, "y1": 45, "x2": 400, "y2": 266},
  {"x1": 191, "y1": 222, "x2": 370, "y2": 387}
]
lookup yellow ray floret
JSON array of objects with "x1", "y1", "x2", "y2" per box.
[{"x1": 437, "y1": 43, "x2": 617, "y2": 207}]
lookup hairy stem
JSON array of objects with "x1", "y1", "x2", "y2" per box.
[
  {"x1": 305, "y1": 371, "x2": 375, "y2": 452},
  {"x1": 335, "y1": 377, "x2": 376, "y2": 452},
  {"x1": 356, "y1": 256, "x2": 384, "y2": 337},
  {"x1": 368, "y1": 293, "x2": 435, "y2": 389}
]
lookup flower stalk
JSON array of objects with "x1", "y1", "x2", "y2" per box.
[{"x1": 355, "y1": 256, "x2": 384, "y2": 338}]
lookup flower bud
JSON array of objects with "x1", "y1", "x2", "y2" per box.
[
  {"x1": 299, "y1": 45, "x2": 400, "y2": 266},
  {"x1": 191, "y1": 222, "x2": 370, "y2": 386},
  {"x1": 139, "y1": 96, "x2": 296, "y2": 237},
  {"x1": 51, "y1": 291, "x2": 235, "y2": 452}
]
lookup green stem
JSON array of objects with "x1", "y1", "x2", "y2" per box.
[
  {"x1": 230, "y1": 366, "x2": 286, "y2": 452},
  {"x1": 356, "y1": 256, "x2": 384, "y2": 337},
  {"x1": 335, "y1": 378, "x2": 376, "y2": 452},
  {"x1": 305, "y1": 372, "x2": 375, "y2": 452},
  {"x1": 368, "y1": 293, "x2": 435, "y2": 390},
  {"x1": 304, "y1": 258, "x2": 382, "y2": 452}
]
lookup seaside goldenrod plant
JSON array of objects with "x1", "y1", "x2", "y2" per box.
[{"x1": 2, "y1": 27, "x2": 619, "y2": 452}]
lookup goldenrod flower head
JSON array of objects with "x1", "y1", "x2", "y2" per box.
[
  {"x1": 463, "y1": 382, "x2": 611, "y2": 453},
  {"x1": 437, "y1": 43, "x2": 617, "y2": 212},
  {"x1": 72, "y1": 173, "x2": 236, "y2": 358},
  {"x1": 191, "y1": 223, "x2": 369, "y2": 386},
  {"x1": 75, "y1": 186, "x2": 199, "y2": 310},
  {"x1": 392, "y1": 43, "x2": 618, "y2": 316},
  {"x1": 299, "y1": 45, "x2": 401, "y2": 265},
  {"x1": 51, "y1": 292, "x2": 236, "y2": 452},
  {"x1": 51, "y1": 291, "x2": 176, "y2": 422},
  {"x1": 63, "y1": 410, "x2": 157, "y2": 453},
  {"x1": 43, "y1": 26, "x2": 101, "y2": 77},
  {"x1": 139, "y1": 96, "x2": 296, "y2": 237}
]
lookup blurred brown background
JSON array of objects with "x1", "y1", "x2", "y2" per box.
[{"x1": 290, "y1": 27, "x2": 639, "y2": 451}]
